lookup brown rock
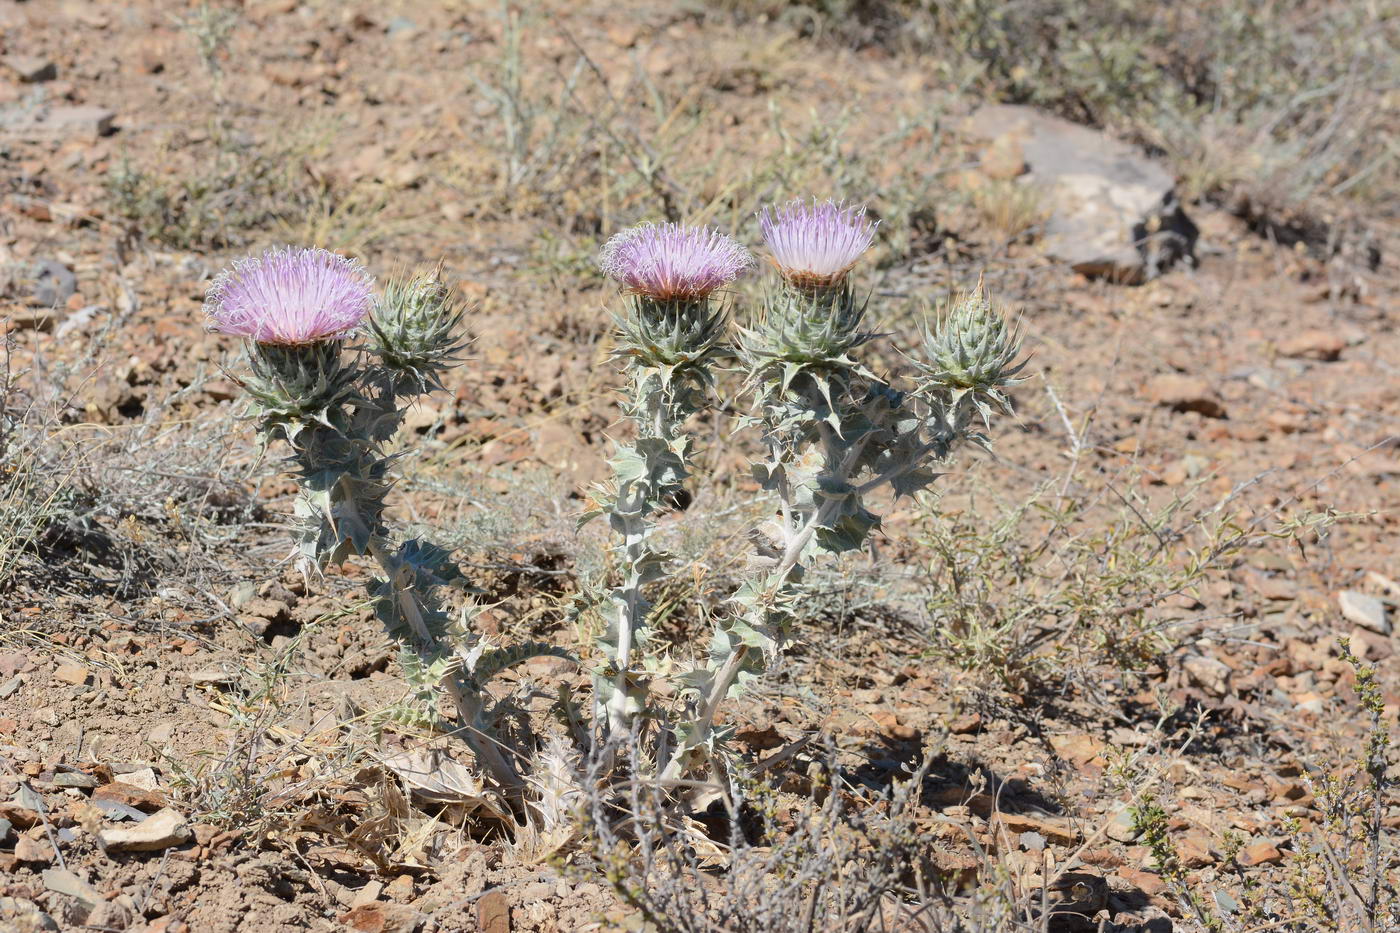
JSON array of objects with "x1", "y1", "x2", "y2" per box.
[
  {"x1": 14, "y1": 835, "x2": 53, "y2": 864},
  {"x1": 1116, "y1": 868, "x2": 1167, "y2": 897},
  {"x1": 52, "y1": 663, "x2": 91, "y2": 686},
  {"x1": 0, "y1": 56, "x2": 57, "y2": 83},
  {"x1": 1178, "y1": 833, "x2": 1214, "y2": 868},
  {"x1": 979, "y1": 132, "x2": 1027, "y2": 180},
  {"x1": 92, "y1": 782, "x2": 166, "y2": 812},
  {"x1": 1144, "y1": 374, "x2": 1226, "y2": 418},
  {"x1": 476, "y1": 890, "x2": 511, "y2": 933},
  {"x1": 338, "y1": 903, "x2": 424, "y2": 933},
  {"x1": 1277, "y1": 329, "x2": 1345, "y2": 361},
  {"x1": 1238, "y1": 840, "x2": 1283, "y2": 866},
  {"x1": 948, "y1": 713, "x2": 983, "y2": 735},
  {"x1": 991, "y1": 812, "x2": 1077, "y2": 846}
]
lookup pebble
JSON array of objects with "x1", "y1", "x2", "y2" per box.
[
  {"x1": 1143, "y1": 374, "x2": 1226, "y2": 419},
  {"x1": 1239, "y1": 840, "x2": 1283, "y2": 866},
  {"x1": 1338, "y1": 590, "x2": 1390, "y2": 635},
  {"x1": 52, "y1": 772, "x2": 97, "y2": 789},
  {"x1": 1277, "y1": 329, "x2": 1346, "y2": 361},
  {"x1": 52, "y1": 663, "x2": 91, "y2": 686},
  {"x1": 96, "y1": 807, "x2": 191, "y2": 852}
]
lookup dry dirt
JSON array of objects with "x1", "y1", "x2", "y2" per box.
[{"x1": 1, "y1": 1, "x2": 1397, "y2": 931}]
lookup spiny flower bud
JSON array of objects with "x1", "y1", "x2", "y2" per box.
[
  {"x1": 741, "y1": 285, "x2": 871, "y2": 370},
  {"x1": 919, "y1": 280, "x2": 1027, "y2": 411},
  {"x1": 368, "y1": 267, "x2": 469, "y2": 394},
  {"x1": 599, "y1": 222, "x2": 751, "y2": 302},
  {"x1": 757, "y1": 199, "x2": 878, "y2": 291},
  {"x1": 614, "y1": 295, "x2": 727, "y2": 372},
  {"x1": 205, "y1": 246, "x2": 374, "y2": 346}
]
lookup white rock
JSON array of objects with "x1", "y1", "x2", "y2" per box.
[
  {"x1": 1339, "y1": 590, "x2": 1390, "y2": 635},
  {"x1": 966, "y1": 104, "x2": 1196, "y2": 283},
  {"x1": 96, "y1": 808, "x2": 191, "y2": 852}
]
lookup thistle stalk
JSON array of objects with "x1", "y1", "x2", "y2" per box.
[
  {"x1": 208, "y1": 252, "x2": 557, "y2": 813},
  {"x1": 590, "y1": 224, "x2": 748, "y2": 744},
  {"x1": 663, "y1": 203, "x2": 1025, "y2": 780}
]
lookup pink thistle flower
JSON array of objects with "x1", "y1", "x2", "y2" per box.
[
  {"x1": 599, "y1": 223, "x2": 751, "y2": 302},
  {"x1": 758, "y1": 199, "x2": 878, "y2": 289},
  {"x1": 205, "y1": 247, "x2": 375, "y2": 345}
]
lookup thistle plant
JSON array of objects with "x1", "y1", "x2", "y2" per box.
[
  {"x1": 588, "y1": 223, "x2": 750, "y2": 748},
  {"x1": 659, "y1": 201, "x2": 1025, "y2": 779},
  {"x1": 208, "y1": 247, "x2": 563, "y2": 812}
]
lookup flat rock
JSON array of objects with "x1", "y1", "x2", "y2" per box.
[
  {"x1": 41, "y1": 868, "x2": 104, "y2": 908},
  {"x1": 1278, "y1": 329, "x2": 1346, "y2": 361},
  {"x1": 1339, "y1": 590, "x2": 1390, "y2": 635},
  {"x1": 0, "y1": 105, "x2": 115, "y2": 141},
  {"x1": 14, "y1": 835, "x2": 53, "y2": 864},
  {"x1": 92, "y1": 781, "x2": 166, "y2": 812},
  {"x1": 1144, "y1": 374, "x2": 1226, "y2": 419},
  {"x1": 967, "y1": 104, "x2": 1196, "y2": 283},
  {"x1": 0, "y1": 56, "x2": 57, "y2": 83},
  {"x1": 338, "y1": 902, "x2": 426, "y2": 933},
  {"x1": 52, "y1": 663, "x2": 90, "y2": 686},
  {"x1": 96, "y1": 807, "x2": 191, "y2": 852},
  {"x1": 991, "y1": 812, "x2": 1077, "y2": 846}
]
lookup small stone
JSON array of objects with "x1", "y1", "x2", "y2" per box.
[
  {"x1": 1, "y1": 56, "x2": 57, "y2": 83},
  {"x1": 338, "y1": 902, "x2": 424, "y2": 933},
  {"x1": 52, "y1": 772, "x2": 97, "y2": 789},
  {"x1": 1144, "y1": 374, "x2": 1226, "y2": 419},
  {"x1": 96, "y1": 807, "x2": 191, "y2": 852},
  {"x1": 476, "y1": 890, "x2": 511, "y2": 933},
  {"x1": 1338, "y1": 590, "x2": 1390, "y2": 635},
  {"x1": 1238, "y1": 840, "x2": 1283, "y2": 866},
  {"x1": 991, "y1": 812, "x2": 1077, "y2": 846},
  {"x1": 979, "y1": 132, "x2": 1027, "y2": 180},
  {"x1": 41, "y1": 868, "x2": 104, "y2": 909},
  {"x1": 948, "y1": 713, "x2": 983, "y2": 735},
  {"x1": 52, "y1": 663, "x2": 90, "y2": 686},
  {"x1": 92, "y1": 782, "x2": 166, "y2": 812},
  {"x1": 14, "y1": 835, "x2": 54, "y2": 864},
  {"x1": 1277, "y1": 329, "x2": 1345, "y2": 361},
  {"x1": 1107, "y1": 807, "x2": 1139, "y2": 843},
  {"x1": 0, "y1": 675, "x2": 21, "y2": 699},
  {"x1": 1, "y1": 105, "x2": 116, "y2": 141},
  {"x1": 1182, "y1": 654, "x2": 1232, "y2": 697}
]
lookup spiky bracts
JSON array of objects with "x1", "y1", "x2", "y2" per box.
[
  {"x1": 599, "y1": 222, "x2": 751, "y2": 302},
  {"x1": 758, "y1": 199, "x2": 878, "y2": 291},
  {"x1": 205, "y1": 246, "x2": 374, "y2": 345}
]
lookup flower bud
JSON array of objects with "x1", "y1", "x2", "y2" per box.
[
  {"x1": 919, "y1": 281, "x2": 1026, "y2": 410},
  {"x1": 367, "y1": 267, "x2": 468, "y2": 394}
]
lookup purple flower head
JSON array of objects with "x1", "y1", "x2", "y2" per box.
[
  {"x1": 599, "y1": 223, "x2": 751, "y2": 302},
  {"x1": 205, "y1": 246, "x2": 375, "y2": 345},
  {"x1": 758, "y1": 199, "x2": 878, "y2": 289}
]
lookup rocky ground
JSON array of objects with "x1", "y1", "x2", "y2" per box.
[{"x1": 0, "y1": 1, "x2": 1397, "y2": 931}]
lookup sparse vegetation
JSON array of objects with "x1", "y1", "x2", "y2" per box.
[{"x1": 5, "y1": 1, "x2": 1397, "y2": 930}]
